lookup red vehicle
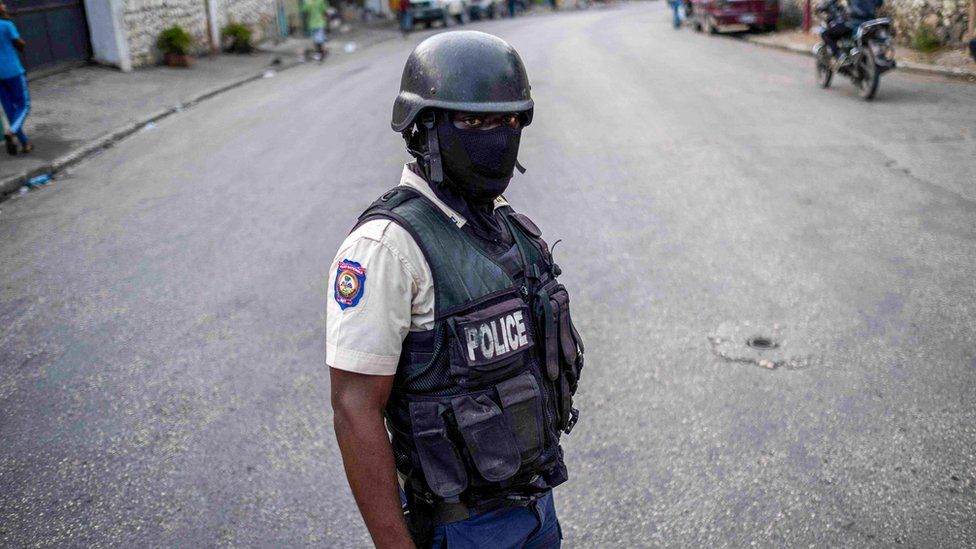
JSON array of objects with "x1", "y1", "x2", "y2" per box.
[{"x1": 687, "y1": 0, "x2": 779, "y2": 33}]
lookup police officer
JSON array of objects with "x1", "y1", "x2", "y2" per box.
[{"x1": 328, "y1": 31, "x2": 585, "y2": 548}]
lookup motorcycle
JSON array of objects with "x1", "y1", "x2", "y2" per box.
[{"x1": 813, "y1": 0, "x2": 895, "y2": 100}]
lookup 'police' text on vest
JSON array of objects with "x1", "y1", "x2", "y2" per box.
[{"x1": 464, "y1": 311, "x2": 529, "y2": 364}]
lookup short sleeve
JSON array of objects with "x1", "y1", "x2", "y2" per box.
[
  {"x1": 8, "y1": 22, "x2": 20, "y2": 41},
  {"x1": 326, "y1": 220, "x2": 416, "y2": 376}
]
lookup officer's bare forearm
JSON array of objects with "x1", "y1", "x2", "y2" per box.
[{"x1": 330, "y1": 368, "x2": 414, "y2": 549}]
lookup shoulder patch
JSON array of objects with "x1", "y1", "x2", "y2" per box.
[{"x1": 334, "y1": 259, "x2": 367, "y2": 310}]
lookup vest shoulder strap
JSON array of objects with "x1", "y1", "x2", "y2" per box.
[
  {"x1": 358, "y1": 186, "x2": 515, "y2": 319},
  {"x1": 499, "y1": 206, "x2": 548, "y2": 277},
  {"x1": 357, "y1": 186, "x2": 421, "y2": 227}
]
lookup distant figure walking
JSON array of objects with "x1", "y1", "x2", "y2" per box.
[
  {"x1": 669, "y1": 0, "x2": 683, "y2": 28},
  {"x1": 302, "y1": 0, "x2": 330, "y2": 62},
  {"x1": 0, "y1": 2, "x2": 30, "y2": 155},
  {"x1": 391, "y1": 0, "x2": 412, "y2": 34}
]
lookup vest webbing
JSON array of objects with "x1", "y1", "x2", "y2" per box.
[{"x1": 359, "y1": 186, "x2": 536, "y2": 318}]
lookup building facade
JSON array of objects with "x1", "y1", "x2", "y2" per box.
[{"x1": 10, "y1": 0, "x2": 278, "y2": 73}]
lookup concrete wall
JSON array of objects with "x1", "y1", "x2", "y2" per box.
[
  {"x1": 122, "y1": 0, "x2": 210, "y2": 66},
  {"x1": 781, "y1": 0, "x2": 972, "y2": 47},
  {"x1": 84, "y1": 0, "x2": 133, "y2": 71},
  {"x1": 217, "y1": 0, "x2": 278, "y2": 44},
  {"x1": 885, "y1": 0, "x2": 971, "y2": 46},
  {"x1": 121, "y1": 0, "x2": 278, "y2": 67}
]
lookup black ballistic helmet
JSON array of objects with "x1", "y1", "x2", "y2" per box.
[{"x1": 391, "y1": 31, "x2": 534, "y2": 133}]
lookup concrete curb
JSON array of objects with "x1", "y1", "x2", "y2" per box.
[
  {"x1": 741, "y1": 35, "x2": 976, "y2": 81},
  {"x1": 0, "y1": 57, "x2": 303, "y2": 201}
]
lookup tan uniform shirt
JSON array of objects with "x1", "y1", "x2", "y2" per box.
[{"x1": 326, "y1": 165, "x2": 506, "y2": 376}]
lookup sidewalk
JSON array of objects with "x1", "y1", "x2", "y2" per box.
[
  {"x1": 744, "y1": 29, "x2": 976, "y2": 80},
  {"x1": 0, "y1": 19, "x2": 401, "y2": 199}
]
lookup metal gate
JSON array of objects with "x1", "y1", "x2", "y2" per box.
[{"x1": 7, "y1": 0, "x2": 91, "y2": 73}]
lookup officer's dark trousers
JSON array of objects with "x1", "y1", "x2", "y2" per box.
[{"x1": 429, "y1": 492, "x2": 561, "y2": 548}]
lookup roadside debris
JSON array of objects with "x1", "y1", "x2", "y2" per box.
[
  {"x1": 263, "y1": 70, "x2": 277, "y2": 78},
  {"x1": 344, "y1": 42, "x2": 358, "y2": 54},
  {"x1": 27, "y1": 174, "x2": 51, "y2": 188}
]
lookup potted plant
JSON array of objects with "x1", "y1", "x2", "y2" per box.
[
  {"x1": 157, "y1": 25, "x2": 194, "y2": 67},
  {"x1": 222, "y1": 22, "x2": 253, "y2": 53}
]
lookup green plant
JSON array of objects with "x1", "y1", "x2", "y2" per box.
[
  {"x1": 157, "y1": 25, "x2": 193, "y2": 55},
  {"x1": 911, "y1": 25, "x2": 941, "y2": 52},
  {"x1": 222, "y1": 22, "x2": 253, "y2": 53}
]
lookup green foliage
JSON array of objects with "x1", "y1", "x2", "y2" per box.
[
  {"x1": 222, "y1": 23, "x2": 252, "y2": 45},
  {"x1": 911, "y1": 25, "x2": 941, "y2": 52},
  {"x1": 157, "y1": 25, "x2": 193, "y2": 55},
  {"x1": 222, "y1": 22, "x2": 253, "y2": 53}
]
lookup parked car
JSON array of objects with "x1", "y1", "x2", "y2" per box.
[
  {"x1": 688, "y1": 0, "x2": 778, "y2": 33},
  {"x1": 469, "y1": 0, "x2": 503, "y2": 19},
  {"x1": 410, "y1": 0, "x2": 469, "y2": 27}
]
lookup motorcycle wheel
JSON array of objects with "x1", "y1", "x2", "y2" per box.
[
  {"x1": 854, "y1": 48, "x2": 880, "y2": 100},
  {"x1": 814, "y1": 44, "x2": 832, "y2": 88}
]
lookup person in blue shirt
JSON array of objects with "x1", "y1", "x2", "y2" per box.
[{"x1": 0, "y1": 2, "x2": 31, "y2": 155}]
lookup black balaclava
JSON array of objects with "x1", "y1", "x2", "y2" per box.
[
  {"x1": 435, "y1": 111, "x2": 522, "y2": 206},
  {"x1": 404, "y1": 110, "x2": 524, "y2": 244}
]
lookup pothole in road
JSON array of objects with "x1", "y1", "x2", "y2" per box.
[
  {"x1": 746, "y1": 336, "x2": 779, "y2": 351},
  {"x1": 709, "y1": 322, "x2": 818, "y2": 370}
]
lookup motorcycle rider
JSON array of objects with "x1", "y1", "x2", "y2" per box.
[{"x1": 822, "y1": 0, "x2": 883, "y2": 63}]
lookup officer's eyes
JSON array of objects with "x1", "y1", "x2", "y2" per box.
[
  {"x1": 461, "y1": 117, "x2": 485, "y2": 129},
  {"x1": 502, "y1": 115, "x2": 520, "y2": 128}
]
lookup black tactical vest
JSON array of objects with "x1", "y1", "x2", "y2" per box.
[{"x1": 358, "y1": 185, "x2": 585, "y2": 518}]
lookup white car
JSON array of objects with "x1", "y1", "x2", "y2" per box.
[{"x1": 410, "y1": 0, "x2": 469, "y2": 27}]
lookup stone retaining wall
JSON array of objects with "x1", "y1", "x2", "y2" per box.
[
  {"x1": 124, "y1": 0, "x2": 209, "y2": 67},
  {"x1": 218, "y1": 0, "x2": 278, "y2": 45},
  {"x1": 123, "y1": 0, "x2": 278, "y2": 67},
  {"x1": 780, "y1": 0, "x2": 972, "y2": 47}
]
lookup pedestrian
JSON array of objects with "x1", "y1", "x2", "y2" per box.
[
  {"x1": 669, "y1": 0, "x2": 683, "y2": 28},
  {"x1": 508, "y1": 0, "x2": 517, "y2": 18},
  {"x1": 392, "y1": 0, "x2": 413, "y2": 34},
  {"x1": 0, "y1": 2, "x2": 31, "y2": 155},
  {"x1": 328, "y1": 30, "x2": 586, "y2": 549},
  {"x1": 302, "y1": 0, "x2": 330, "y2": 62}
]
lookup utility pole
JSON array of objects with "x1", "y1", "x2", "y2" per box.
[
  {"x1": 205, "y1": 0, "x2": 221, "y2": 57},
  {"x1": 803, "y1": 0, "x2": 812, "y2": 32},
  {"x1": 969, "y1": 0, "x2": 975, "y2": 40}
]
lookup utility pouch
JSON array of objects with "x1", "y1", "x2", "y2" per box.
[
  {"x1": 448, "y1": 297, "x2": 535, "y2": 388},
  {"x1": 409, "y1": 401, "x2": 468, "y2": 498},
  {"x1": 496, "y1": 372, "x2": 545, "y2": 464},
  {"x1": 534, "y1": 283, "x2": 585, "y2": 433},
  {"x1": 452, "y1": 394, "x2": 521, "y2": 482},
  {"x1": 550, "y1": 288, "x2": 585, "y2": 395},
  {"x1": 534, "y1": 287, "x2": 561, "y2": 382}
]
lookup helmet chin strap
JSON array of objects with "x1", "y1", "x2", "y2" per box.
[
  {"x1": 421, "y1": 111, "x2": 444, "y2": 184},
  {"x1": 515, "y1": 160, "x2": 526, "y2": 174}
]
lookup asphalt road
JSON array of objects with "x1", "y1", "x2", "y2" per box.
[{"x1": 2, "y1": 2, "x2": 975, "y2": 546}]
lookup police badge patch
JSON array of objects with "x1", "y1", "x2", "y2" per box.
[{"x1": 334, "y1": 259, "x2": 366, "y2": 310}]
